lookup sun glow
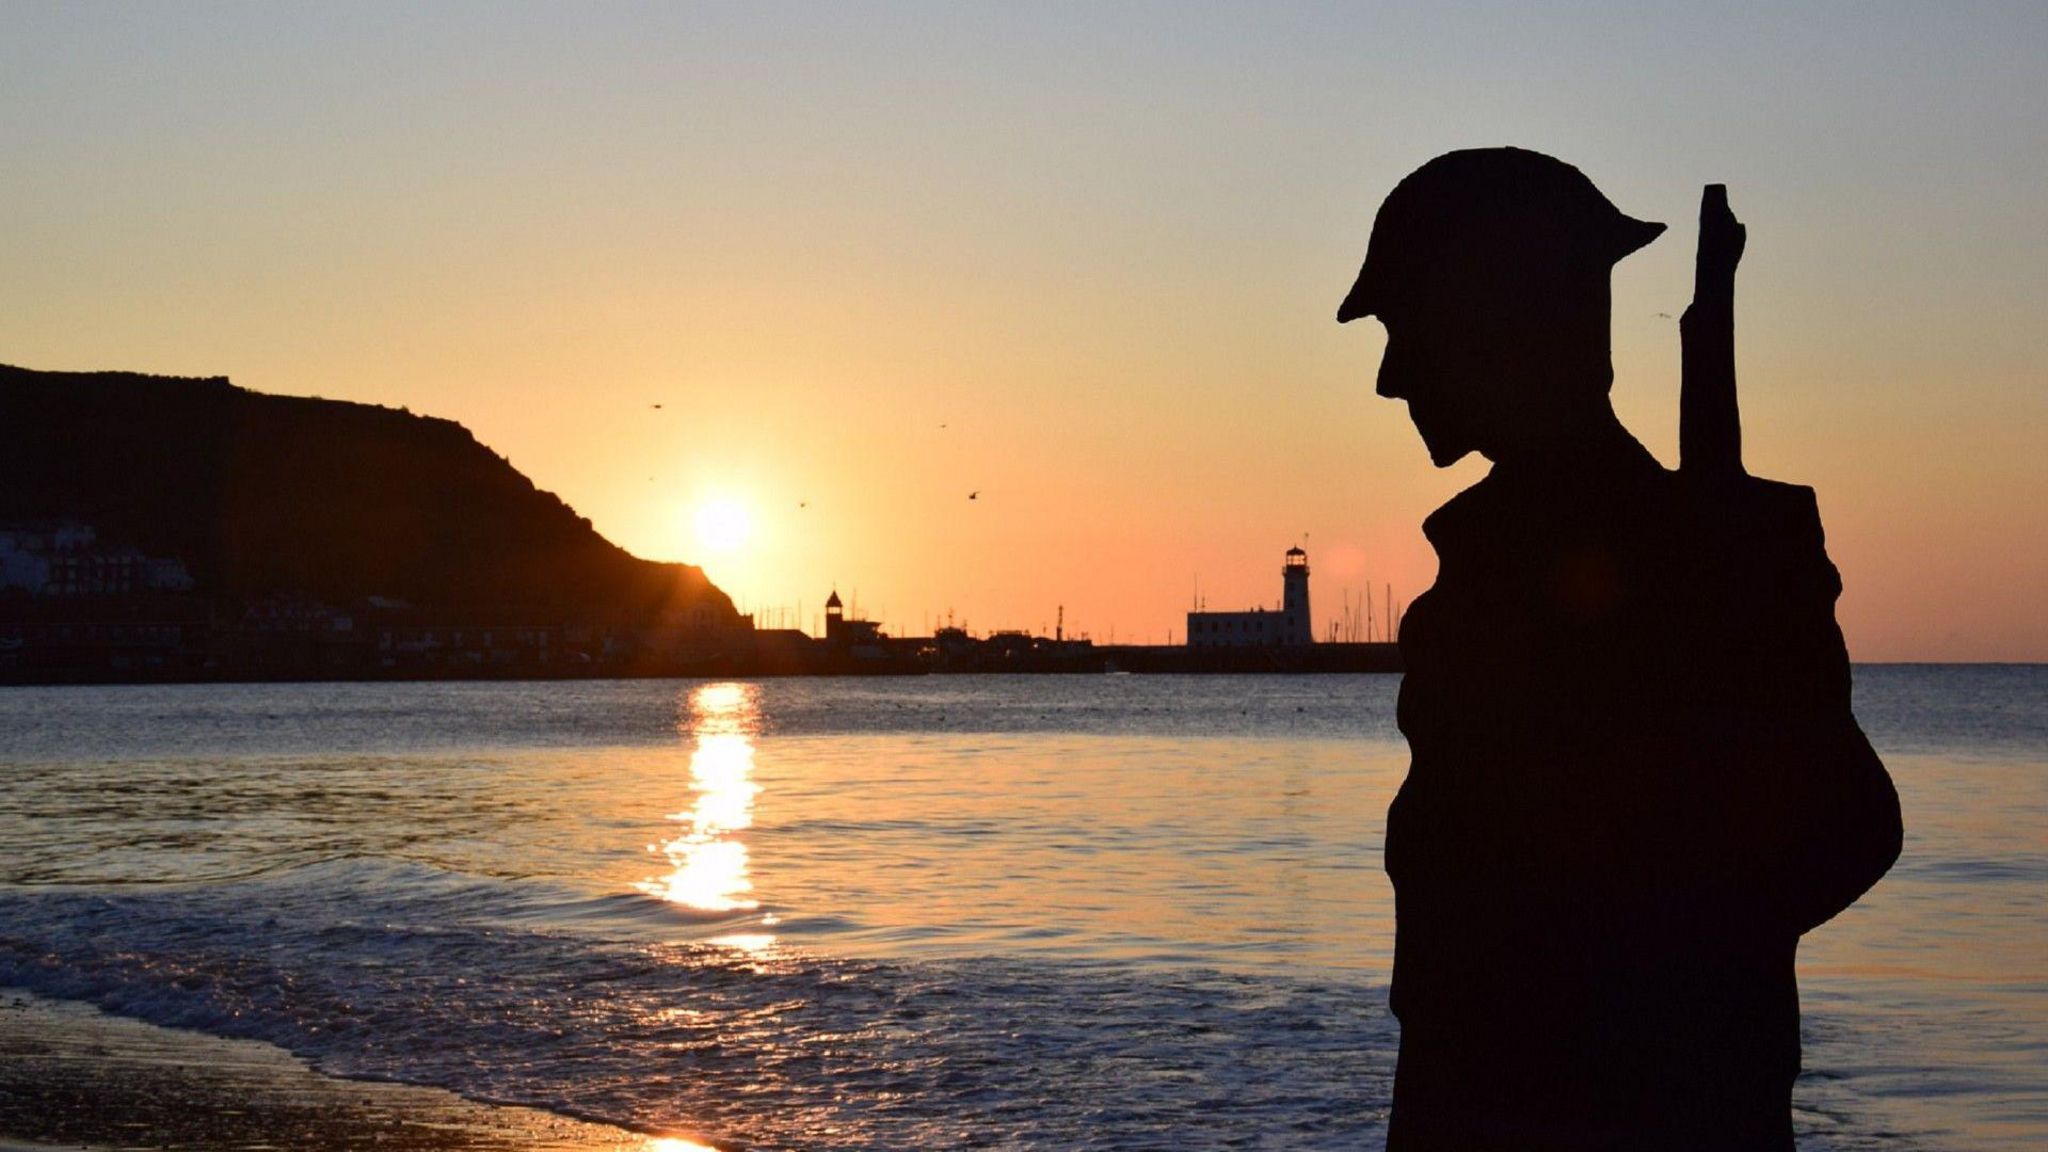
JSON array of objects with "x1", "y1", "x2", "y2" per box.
[{"x1": 693, "y1": 498, "x2": 753, "y2": 555}]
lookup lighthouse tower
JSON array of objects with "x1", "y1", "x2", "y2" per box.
[
  {"x1": 1184, "y1": 546, "x2": 1319, "y2": 648},
  {"x1": 1282, "y1": 547, "x2": 1312, "y2": 645}
]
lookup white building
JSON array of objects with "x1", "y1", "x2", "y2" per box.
[
  {"x1": 0, "y1": 528, "x2": 52, "y2": 593},
  {"x1": 0, "y1": 521, "x2": 194, "y2": 596},
  {"x1": 1186, "y1": 547, "x2": 1314, "y2": 648}
]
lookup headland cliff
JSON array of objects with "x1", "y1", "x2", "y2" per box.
[{"x1": 1, "y1": 364, "x2": 741, "y2": 680}]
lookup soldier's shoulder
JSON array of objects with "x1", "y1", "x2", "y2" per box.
[
  {"x1": 1676, "y1": 474, "x2": 1841, "y2": 602},
  {"x1": 1678, "y1": 473, "x2": 1825, "y2": 542}
]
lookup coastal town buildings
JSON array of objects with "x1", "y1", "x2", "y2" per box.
[
  {"x1": 1, "y1": 521, "x2": 1398, "y2": 681},
  {"x1": 0, "y1": 521, "x2": 192, "y2": 597}
]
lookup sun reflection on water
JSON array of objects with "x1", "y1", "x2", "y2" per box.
[
  {"x1": 646, "y1": 1137, "x2": 720, "y2": 1152},
  {"x1": 636, "y1": 683, "x2": 765, "y2": 921}
]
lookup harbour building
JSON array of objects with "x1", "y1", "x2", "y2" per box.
[{"x1": 1186, "y1": 547, "x2": 1314, "y2": 648}]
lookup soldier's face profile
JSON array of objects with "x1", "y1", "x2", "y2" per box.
[
  {"x1": 1368, "y1": 278, "x2": 1611, "y2": 469},
  {"x1": 1372, "y1": 304, "x2": 1488, "y2": 468}
]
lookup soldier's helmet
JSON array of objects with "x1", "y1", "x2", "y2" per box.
[{"x1": 1337, "y1": 147, "x2": 1664, "y2": 324}]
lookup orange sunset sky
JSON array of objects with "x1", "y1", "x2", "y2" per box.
[{"x1": 4, "y1": 4, "x2": 2043, "y2": 660}]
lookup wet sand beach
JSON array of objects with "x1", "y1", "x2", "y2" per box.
[{"x1": 0, "y1": 989, "x2": 683, "y2": 1152}]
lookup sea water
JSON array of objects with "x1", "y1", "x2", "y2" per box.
[{"x1": 0, "y1": 670, "x2": 2041, "y2": 1150}]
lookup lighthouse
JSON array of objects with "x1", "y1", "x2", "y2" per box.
[
  {"x1": 1185, "y1": 546, "x2": 1317, "y2": 648},
  {"x1": 1282, "y1": 546, "x2": 1312, "y2": 645}
]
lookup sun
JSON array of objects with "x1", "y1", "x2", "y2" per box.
[{"x1": 693, "y1": 498, "x2": 753, "y2": 555}]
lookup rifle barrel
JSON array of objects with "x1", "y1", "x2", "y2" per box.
[{"x1": 1680, "y1": 183, "x2": 1746, "y2": 477}]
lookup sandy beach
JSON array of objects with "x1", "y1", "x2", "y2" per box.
[{"x1": 0, "y1": 989, "x2": 692, "y2": 1152}]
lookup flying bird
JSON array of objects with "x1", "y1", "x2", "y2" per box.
[
  {"x1": 650, "y1": 403, "x2": 663, "y2": 409},
  {"x1": 968, "y1": 490, "x2": 980, "y2": 501}
]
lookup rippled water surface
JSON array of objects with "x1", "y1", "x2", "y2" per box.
[{"x1": 0, "y1": 669, "x2": 2042, "y2": 1150}]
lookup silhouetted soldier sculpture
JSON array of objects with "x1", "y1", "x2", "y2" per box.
[{"x1": 1338, "y1": 149, "x2": 1902, "y2": 1151}]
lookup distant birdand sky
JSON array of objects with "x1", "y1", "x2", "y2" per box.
[{"x1": 4, "y1": 3, "x2": 2042, "y2": 658}]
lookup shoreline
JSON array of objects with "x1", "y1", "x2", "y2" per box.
[
  {"x1": 0, "y1": 660, "x2": 2028, "y2": 692},
  {"x1": 0, "y1": 989, "x2": 691, "y2": 1151}
]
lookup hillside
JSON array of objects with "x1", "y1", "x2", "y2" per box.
[{"x1": 0, "y1": 364, "x2": 735, "y2": 624}]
